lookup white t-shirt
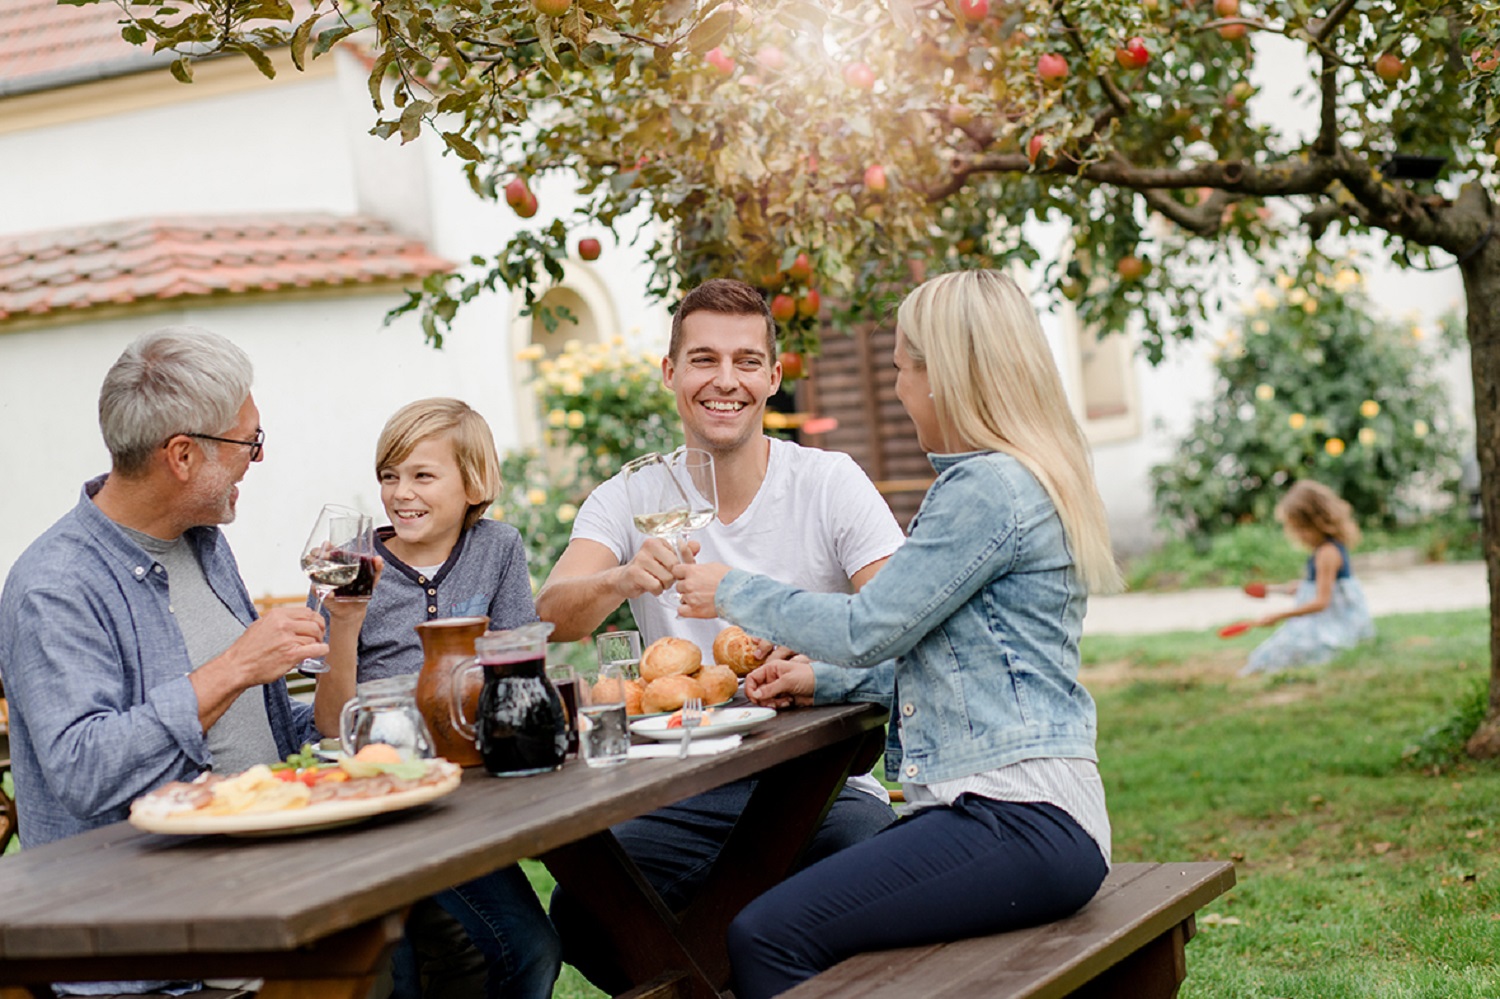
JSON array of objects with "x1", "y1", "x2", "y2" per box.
[{"x1": 572, "y1": 437, "x2": 907, "y2": 801}]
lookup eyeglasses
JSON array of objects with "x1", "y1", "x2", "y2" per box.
[{"x1": 174, "y1": 427, "x2": 265, "y2": 461}]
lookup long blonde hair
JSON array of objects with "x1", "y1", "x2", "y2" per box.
[
  {"x1": 1276, "y1": 479, "x2": 1361, "y2": 547},
  {"x1": 897, "y1": 269, "x2": 1124, "y2": 594}
]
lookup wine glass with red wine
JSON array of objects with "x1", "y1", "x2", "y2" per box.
[{"x1": 297, "y1": 504, "x2": 374, "y2": 674}]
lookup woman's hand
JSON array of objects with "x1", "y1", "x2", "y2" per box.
[
  {"x1": 673, "y1": 560, "x2": 732, "y2": 618},
  {"x1": 744, "y1": 657, "x2": 816, "y2": 709}
]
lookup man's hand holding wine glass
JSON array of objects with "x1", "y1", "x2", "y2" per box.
[{"x1": 616, "y1": 537, "x2": 700, "y2": 598}]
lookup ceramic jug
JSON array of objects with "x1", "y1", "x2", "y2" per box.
[
  {"x1": 338, "y1": 674, "x2": 435, "y2": 761},
  {"x1": 414, "y1": 615, "x2": 489, "y2": 767}
]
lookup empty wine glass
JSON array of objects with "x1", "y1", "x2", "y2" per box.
[
  {"x1": 664, "y1": 447, "x2": 717, "y2": 554},
  {"x1": 297, "y1": 504, "x2": 372, "y2": 675}
]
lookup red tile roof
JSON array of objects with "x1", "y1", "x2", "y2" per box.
[
  {"x1": 0, "y1": 0, "x2": 160, "y2": 95},
  {"x1": 0, "y1": 215, "x2": 454, "y2": 323}
]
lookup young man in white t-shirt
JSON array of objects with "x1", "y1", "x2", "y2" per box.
[{"x1": 537, "y1": 278, "x2": 906, "y2": 994}]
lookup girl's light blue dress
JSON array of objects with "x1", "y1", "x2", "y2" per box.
[{"x1": 1241, "y1": 541, "x2": 1375, "y2": 675}]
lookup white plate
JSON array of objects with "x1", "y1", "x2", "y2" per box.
[
  {"x1": 629, "y1": 706, "x2": 776, "y2": 742},
  {"x1": 128, "y1": 765, "x2": 461, "y2": 837}
]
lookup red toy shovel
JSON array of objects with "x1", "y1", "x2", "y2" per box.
[{"x1": 1218, "y1": 621, "x2": 1253, "y2": 638}]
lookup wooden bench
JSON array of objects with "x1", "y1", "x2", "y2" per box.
[{"x1": 781, "y1": 861, "x2": 1237, "y2": 999}]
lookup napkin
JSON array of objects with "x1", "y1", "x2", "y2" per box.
[{"x1": 628, "y1": 734, "x2": 742, "y2": 759}]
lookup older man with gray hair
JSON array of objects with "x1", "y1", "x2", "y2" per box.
[{"x1": 0, "y1": 326, "x2": 330, "y2": 995}]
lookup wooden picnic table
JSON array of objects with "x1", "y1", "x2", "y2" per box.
[{"x1": 0, "y1": 702, "x2": 889, "y2": 999}]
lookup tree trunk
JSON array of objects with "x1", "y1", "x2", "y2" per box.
[{"x1": 1459, "y1": 185, "x2": 1500, "y2": 758}]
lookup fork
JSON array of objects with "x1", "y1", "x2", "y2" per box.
[{"x1": 678, "y1": 697, "x2": 704, "y2": 760}]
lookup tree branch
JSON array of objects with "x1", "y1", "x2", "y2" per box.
[{"x1": 1310, "y1": 0, "x2": 1361, "y2": 43}]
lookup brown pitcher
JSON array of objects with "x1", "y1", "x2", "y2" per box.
[{"x1": 414, "y1": 616, "x2": 489, "y2": 767}]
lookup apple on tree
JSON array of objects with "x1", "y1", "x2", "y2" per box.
[
  {"x1": 1037, "y1": 53, "x2": 1068, "y2": 88},
  {"x1": 578, "y1": 238, "x2": 601, "y2": 261},
  {"x1": 1027, "y1": 133, "x2": 1046, "y2": 164},
  {"x1": 503, "y1": 177, "x2": 530, "y2": 208},
  {"x1": 1375, "y1": 53, "x2": 1405, "y2": 82},
  {"x1": 532, "y1": 0, "x2": 570, "y2": 15},
  {"x1": 797, "y1": 289, "x2": 821, "y2": 318},
  {"x1": 756, "y1": 45, "x2": 785, "y2": 71},
  {"x1": 514, "y1": 191, "x2": 538, "y2": 218},
  {"x1": 956, "y1": 0, "x2": 988, "y2": 24},
  {"x1": 778, "y1": 351, "x2": 805, "y2": 381},
  {"x1": 843, "y1": 62, "x2": 876, "y2": 90},
  {"x1": 863, "y1": 164, "x2": 888, "y2": 193},
  {"x1": 770, "y1": 294, "x2": 797, "y2": 322},
  {"x1": 786, "y1": 252, "x2": 813, "y2": 284},
  {"x1": 1115, "y1": 37, "x2": 1149, "y2": 70},
  {"x1": 1116, "y1": 255, "x2": 1148, "y2": 282},
  {"x1": 705, "y1": 47, "x2": 735, "y2": 75}
]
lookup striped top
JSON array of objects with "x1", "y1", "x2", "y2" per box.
[{"x1": 903, "y1": 757, "x2": 1112, "y2": 865}]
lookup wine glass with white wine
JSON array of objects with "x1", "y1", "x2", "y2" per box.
[
  {"x1": 623, "y1": 453, "x2": 689, "y2": 556},
  {"x1": 297, "y1": 504, "x2": 371, "y2": 675}
]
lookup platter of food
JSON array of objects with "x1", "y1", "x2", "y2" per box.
[
  {"x1": 128, "y1": 746, "x2": 462, "y2": 837},
  {"x1": 629, "y1": 706, "x2": 776, "y2": 742}
]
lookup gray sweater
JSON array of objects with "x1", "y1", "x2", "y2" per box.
[{"x1": 355, "y1": 519, "x2": 538, "y2": 682}]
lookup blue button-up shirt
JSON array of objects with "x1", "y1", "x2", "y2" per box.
[{"x1": 0, "y1": 476, "x2": 318, "y2": 849}]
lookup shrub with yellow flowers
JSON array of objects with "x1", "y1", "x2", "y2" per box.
[
  {"x1": 491, "y1": 337, "x2": 681, "y2": 600},
  {"x1": 1151, "y1": 257, "x2": 1462, "y2": 536}
]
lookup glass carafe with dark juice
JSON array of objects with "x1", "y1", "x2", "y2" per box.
[{"x1": 451, "y1": 622, "x2": 568, "y2": 777}]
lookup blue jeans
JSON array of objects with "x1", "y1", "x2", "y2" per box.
[
  {"x1": 728, "y1": 796, "x2": 1109, "y2": 999},
  {"x1": 549, "y1": 779, "x2": 895, "y2": 994},
  {"x1": 390, "y1": 865, "x2": 562, "y2": 999}
]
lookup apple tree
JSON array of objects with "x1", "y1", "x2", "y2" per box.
[{"x1": 77, "y1": 0, "x2": 1500, "y2": 753}]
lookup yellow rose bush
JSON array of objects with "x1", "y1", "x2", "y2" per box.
[
  {"x1": 492, "y1": 338, "x2": 681, "y2": 595},
  {"x1": 1151, "y1": 258, "x2": 1461, "y2": 535}
]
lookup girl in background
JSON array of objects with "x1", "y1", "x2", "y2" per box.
[{"x1": 1239, "y1": 479, "x2": 1375, "y2": 675}]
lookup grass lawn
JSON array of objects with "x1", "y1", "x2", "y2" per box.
[
  {"x1": 1085, "y1": 609, "x2": 1497, "y2": 998},
  {"x1": 529, "y1": 608, "x2": 1497, "y2": 998}
]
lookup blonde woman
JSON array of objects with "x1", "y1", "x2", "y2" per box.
[{"x1": 674, "y1": 269, "x2": 1124, "y2": 998}]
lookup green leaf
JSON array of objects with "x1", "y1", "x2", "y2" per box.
[
  {"x1": 443, "y1": 130, "x2": 484, "y2": 161},
  {"x1": 400, "y1": 100, "x2": 432, "y2": 144},
  {"x1": 229, "y1": 41, "x2": 277, "y2": 79},
  {"x1": 537, "y1": 14, "x2": 559, "y2": 64},
  {"x1": 312, "y1": 23, "x2": 356, "y2": 58},
  {"x1": 687, "y1": 10, "x2": 732, "y2": 54},
  {"x1": 289, "y1": 15, "x2": 316, "y2": 71},
  {"x1": 367, "y1": 48, "x2": 395, "y2": 111},
  {"x1": 120, "y1": 23, "x2": 148, "y2": 45},
  {"x1": 169, "y1": 56, "x2": 194, "y2": 83}
]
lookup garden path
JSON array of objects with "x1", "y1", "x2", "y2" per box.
[{"x1": 1084, "y1": 560, "x2": 1487, "y2": 637}]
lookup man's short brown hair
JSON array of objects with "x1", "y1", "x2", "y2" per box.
[{"x1": 668, "y1": 279, "x2": 778, "y2": 360}]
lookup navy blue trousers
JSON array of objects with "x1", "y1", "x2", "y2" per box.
[
  {"x1": 728, "y1": 795, "x2": 1108, "y2": 999},
  {"x1": 550, "y1": 779, "x2": 895, "y2": 995},
  {"x1": 391, "y1": 864, "x2": 562, "y2": 999}
]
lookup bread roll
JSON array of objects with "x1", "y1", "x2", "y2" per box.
[
  {"x1": 623, "y1": 679, "x2": 645, "y2": 717},
  {"x1": 641, "y1": 637, "x2": 703, "y2": 682},
  {"x1": 713, "y1": 625, "x2": 768, "y2": 678},
  {"x1": 697, "y1": 662, "x2": 738, "y2": 705},
  {"x1": 641, "y1": 674, "x2": 706, "y2": 714}
]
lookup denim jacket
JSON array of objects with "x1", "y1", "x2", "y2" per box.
[
  {"x1": 0, "y1": 477, "x2": 318, "y2": 849},
  {"x1": 716, "y1": 450, "x2": 1097, "y2": 785}
]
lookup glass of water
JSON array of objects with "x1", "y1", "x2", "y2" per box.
[
  {"x1": 595, "y1": 629, "x2": 642, "y2": 682},
  {"x1": 579, "y1": 662, "x2": 630, "y2": 768}
]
